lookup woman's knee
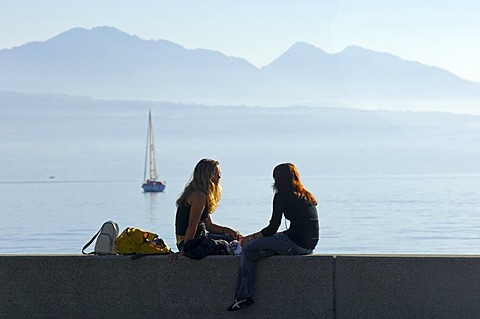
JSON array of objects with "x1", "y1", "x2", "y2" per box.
[
  {"x1": 242, "y1": 240, "x2": 254, "y2": 255},
  {"x1": 243, "y1": 241, "x2": 275, "y2": 261},
  {"x1": 241, "y1": 241, "x2": 257, "y2": 259}
]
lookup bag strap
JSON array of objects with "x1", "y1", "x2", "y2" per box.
[
  {"x1": 130, "y1": 254, "x2": 146, "y2": 260},
  {"x1": 130, "y1": 251, "x2": 172, "y2": 261},
  {"x1": 82, "y1": 228, "x2": 101, "y2": 254}
]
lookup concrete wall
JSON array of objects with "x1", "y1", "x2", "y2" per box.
[
  {"x1": 335, "y1": 255, "x2": 480, "y2": 319},
  {"x1": 2, "y1": 255, "x2": 480, "y2": 319},
  {"x1": 0, "y1": 255, "x2": 334, "y2": 319}
]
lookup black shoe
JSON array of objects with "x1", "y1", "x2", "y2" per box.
[{"x1": 227, "y1": 298, "x2": 254, "y2": 311}]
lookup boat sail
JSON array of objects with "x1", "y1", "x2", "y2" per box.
[{"x1": 142, "y1": 110, "x2": 166, "y2": 192}]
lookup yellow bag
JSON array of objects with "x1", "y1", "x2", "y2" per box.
[{"x1": 114, "y1": 227, "x2": 172, "y2": 255}]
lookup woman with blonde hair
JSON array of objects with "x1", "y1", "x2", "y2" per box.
[
  {"x1": 227, "y1": 163, "x2": 319, "y2": 311},
  {"x1": 174, "y1": 158, "x2": 241, "y2": 256}
]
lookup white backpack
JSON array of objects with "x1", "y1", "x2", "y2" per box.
[{"x1": 82, "y1": 220, "x2": 120, "y2": 255}]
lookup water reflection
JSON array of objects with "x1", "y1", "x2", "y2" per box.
[{"x1": 145, "y1": 192, "x2": 159, "y2": 224}]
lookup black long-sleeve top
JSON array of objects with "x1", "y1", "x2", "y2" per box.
[{"x1": 260, "y1": 192, "x2": 319, "y2": 249}]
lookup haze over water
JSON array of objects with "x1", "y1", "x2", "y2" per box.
[{"x1": 1, "y1": 97, "x2": 479, "y2": 255}]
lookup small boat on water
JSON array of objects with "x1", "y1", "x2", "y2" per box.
[{"x1": 142, "y1": 110, "x2": 166, "y2": 192}]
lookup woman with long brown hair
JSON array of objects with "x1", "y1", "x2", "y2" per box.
[{"x1": 227, "y1": 163, "x2": 319, "y2": 311}]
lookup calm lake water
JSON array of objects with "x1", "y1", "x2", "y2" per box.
[
  {"x1": 1, "y1": 174, "x2": 479, "y2": 255},
  {"x1": 1, "y1": 99, "x2": 480, "y2": 255}
]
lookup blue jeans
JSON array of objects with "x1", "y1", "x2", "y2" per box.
[{"x1": 234, "y1": 233, "x2": 313, "y2": 299}]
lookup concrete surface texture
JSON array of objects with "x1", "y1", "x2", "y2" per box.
[
  {"x1": 0, "y1": 254, "x2": 334, "y2": 319},
  {"x1": 335, "y1": 255, "x2": 480, "y2": 319},
  {"x1": 1, "y1": 255, "x2": 480, "y2": 318}
]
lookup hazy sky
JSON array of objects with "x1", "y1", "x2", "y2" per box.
[{"x1": 2, "y1": 0, "x2": 480, "y2": 83}]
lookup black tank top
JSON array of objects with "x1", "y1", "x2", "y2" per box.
[{"x1": 175, "y1": 204, "x2": 210, "y2": 238}]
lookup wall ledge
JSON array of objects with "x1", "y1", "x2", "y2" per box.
[{"x1": 1, "y1": 254, "x2": 480, "y2": 318}]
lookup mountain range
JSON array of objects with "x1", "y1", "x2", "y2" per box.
[{"x1": 1, "y1": 26, "x2": 479, "y2": 112}]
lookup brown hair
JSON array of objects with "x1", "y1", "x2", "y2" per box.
[{"x1": 272, "y1": 163, "x2": 317, "y2": 205}]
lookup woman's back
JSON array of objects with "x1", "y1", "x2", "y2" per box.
[{"x1": 278, "y1": 193, "x2": 319, "y2": 250}]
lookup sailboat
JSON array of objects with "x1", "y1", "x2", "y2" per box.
[{"x1": 142, "y1": 110, "x2": 166, "y2": 192}]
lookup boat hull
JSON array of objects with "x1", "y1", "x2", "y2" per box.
[{"x1": 142, "y1": 181, "x2": 166, "y2": 192}]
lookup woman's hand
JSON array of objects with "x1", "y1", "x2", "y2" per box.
[
  {"x1": 224, "y1": 227, "x2": 242, "y2": 240},
  {"x1": 168, "y1": 250, "x2": 185, "y2": 261},
  {"x1": 240, "y1": 234, "x2": 255, "y2": 247}
]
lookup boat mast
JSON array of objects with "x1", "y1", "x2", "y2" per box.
[
  {"x1": 148, "y1": 111, "x2": 157, "y2": 181},
  {"x1": 143, "y1": 111, "x2": 150, "y2": 182}
]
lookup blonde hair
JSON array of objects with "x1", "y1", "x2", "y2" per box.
[{"x1": 176, "y1": 158, "x2": 222, "y2": 212}]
